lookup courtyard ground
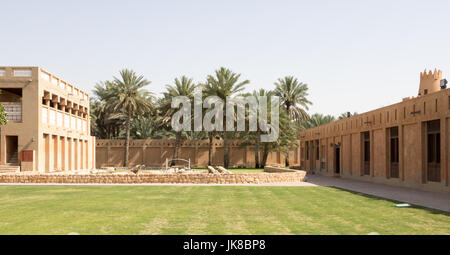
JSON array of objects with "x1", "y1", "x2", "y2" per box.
[{"x1": 0, "y1": 185, "x2": 448, "y2": 235}]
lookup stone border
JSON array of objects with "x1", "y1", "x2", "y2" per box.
[
  {"x1": 0, "y1": 170, "x2": 306, "y2": 184},
  {"x1": 264, "y1": 165, "x2": 300, "y2": 173}
]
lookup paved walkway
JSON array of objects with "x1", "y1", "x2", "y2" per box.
[{"x1": 306, "y1": 175, "x2": 450, "y2": 212}]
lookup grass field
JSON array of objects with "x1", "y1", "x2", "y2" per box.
[{"x1": 0, "y1": 186, "x2": 449, "y2": 235}]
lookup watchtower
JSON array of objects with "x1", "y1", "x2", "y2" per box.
[{"x1": 418, "y1": 69, "x2": 442, "y2": 96}]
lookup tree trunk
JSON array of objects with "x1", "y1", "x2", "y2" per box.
[
  {"x1": 261, "y1": 144, "x2": 269, "y2": 168},
  {"x1": 285, "y1": 104, "x2": 290, "y2": 167},
  {"x1": 208, "y1": 134, "x2": 213, "y2": 166},
  {"x1": 172, "y1": 131, "x2": 182, "y2": 166},
  {"x1": 223, "y1": 131, "x2": 229, "y2": 168},
  {"x1": 285, "y1": 152, "x2": 290, "y2": 167},
  {"x1": 124, "y1": 114, "x2": 131, "y2": 167},
  {"x1": 254, "y1": 134, "x2": 260, "y2": 168}
]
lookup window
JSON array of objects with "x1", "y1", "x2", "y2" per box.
[
  {"x1": 64, "y1": 114, "x2": 70, "y2": 129},
  {"x1": 42, "y1": 108, "x2": 48, "y2": 123},
  {"x1": 57, "y1": 112, "x2": 63, "y2": 127},
  {"x1": 427, "y1": 120, "x2": 440, "y2": 182},
  {"x1": 389, "y1": 127, "x2": 399, "y2": 178},
  {"x1": 49, "y1": 109, "x2": 56, "y2": 125},
  {"x1": 40, "y1": 71, "x2": 50, "y2": 81},
  {"x1": 363, "y1": 131, "x2": 370, "y2": 175},
  {"x1": 0, "y1": 69, "x2": 5, "y2": 76},
  {"x1": 52, "y1": 78, "x2": 58, "y2": 86},
  {"x1": 13, "y1": 70, "x2": 32, "y2": 77},
  {"x1": 4, "y1": 104, "x2": 22, "y2": 121},
  {"x1": 71, "y1": 116, "x2": 76, "y2": 130},
  {"x1": 315, "y1": 140, "x2": 320, "y2": 160}
]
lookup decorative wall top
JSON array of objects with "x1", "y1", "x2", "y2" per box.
[{"x1": 419, "y1": 68, "x2": 443, "y2": 96}]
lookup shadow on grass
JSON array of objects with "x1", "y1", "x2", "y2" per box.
[{"x1": 328, "y1": 186, "x2": 450, "y2": 216}]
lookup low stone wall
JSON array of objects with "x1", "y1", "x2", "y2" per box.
[
  {"x1": 264, "y1": 165, "x2": 299, "y2": 173},
  {"x1": 0, "y1": 171, "x2": 307, "y2": 184}
]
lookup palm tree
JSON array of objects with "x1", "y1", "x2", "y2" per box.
[
  {"x1": 129, "y1": 116, "x2": 169, "y2": 139},
  {"x1": 206, "y1": 132, "x2": 220, "y2": 165},
  {"x1": 101, "y1": 69, "x2": 153, "y2": 167},
  {"x1": 247, "y1": 89, "x2": 273, "y2": 168},
  {"x1": 203, "y1": 67, "x2": 249, "y2": 168},
  {"x1": 0, "y1": 106, "x2": 8, "y2": 125},
  {"x1": 260, "y1": 108, "x2": 299, "y2": 167},
  {"x1": 0, "y1": 91, "x2": 7, "y2": 149},
  {"x1": 274, "y1": 76, "x2": 312, "y2": 123},
  {"x1": 301, "y1": 113, "x2": 335, "y2": 130},
  {"x1": 183, "y1": 131, "x2": 208, "y2": 140},
  {"x1": 161, "y1": 76, "x2": 197, "y2": 165},
  {"x1": 274, "y1": 76, "x2": 312, "y2": 166},
  {"x1": 243, "y1": 102, "x2": 298, "y2": 168},
  {"x1": 92, "y1": 82, "x2": 128, "y2": 139}
]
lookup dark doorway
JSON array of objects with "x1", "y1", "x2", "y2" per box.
[
  {"x1": 5, "y1": 136, "x2": 18, "y2": 164},
  {"x1": 389, "y1": 127, "x2": 399, "y2": 178},
  {"x1": 335, "y1": 147, "x2": 340, "y2": 174},
  {"x1": 427, "y1": 120, "x2": 440, "y2": 182},
  {"x1": 362, "y1": 131, "x2": 370, "y2": 175}
]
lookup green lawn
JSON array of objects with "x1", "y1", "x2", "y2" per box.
[{"x1": 0, "y1": 186, "x2": 449, "y2": 235}]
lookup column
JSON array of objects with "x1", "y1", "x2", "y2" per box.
[
  {"x1": 61, "y1": 136, "x2": 66, "y2": 172},
  {"x1": 68, "y1": 138, "x2": 72, "y2": 171},
  {"x1": 80, "y1": 139, "x2": 84, "y2": 169},
  {"x1": 74, "y1": 139, "x2": 78, "y2": 170}
]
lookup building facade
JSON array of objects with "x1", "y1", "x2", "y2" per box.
[
  {"x1": 299, "y1": 69, "x2": 449, "y2": 193},
  {"x1": 0, "y1": 67, "x2": 95, "y2": 172}
]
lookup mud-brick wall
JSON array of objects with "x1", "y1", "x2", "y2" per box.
[{"x1": 95, "y1": 139, "x2": 300, "y2": 168}]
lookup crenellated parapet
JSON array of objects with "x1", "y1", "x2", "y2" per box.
[{"x1": 418, "y1": 68, "x2": 442, "y2": 96}]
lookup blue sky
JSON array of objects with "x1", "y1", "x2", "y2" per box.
[{"x1": 1, "y1": 0, "x2": 449, "y2": 116}]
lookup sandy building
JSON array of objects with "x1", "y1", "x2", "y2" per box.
[
  {"x1": 0, "y1": 67, "x2": 95, "y2": 172},
  {"x1": 299, "y1": 69, "x2": 449, "y2": 193}
]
